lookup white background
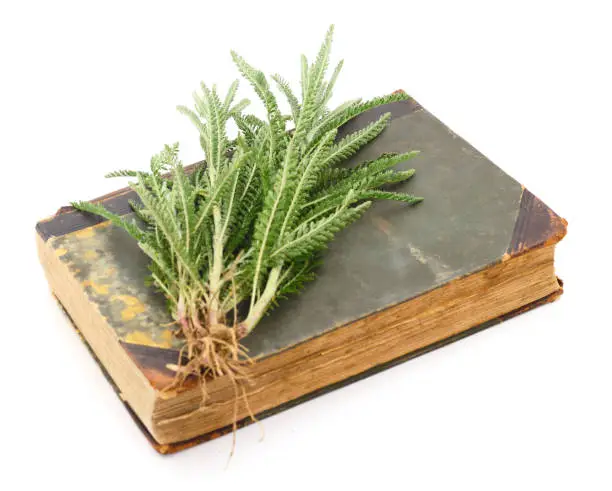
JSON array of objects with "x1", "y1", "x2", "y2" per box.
[{"x1": 1, "y1": 1, "x2": 611, "y2": 489}]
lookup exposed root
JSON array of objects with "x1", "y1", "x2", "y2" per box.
[{"x1": 162, "y1": 312, "x2": 261, "y2": 458}]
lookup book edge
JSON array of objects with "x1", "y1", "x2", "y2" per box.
[{"x1": 52, "y1": 280, "x2": 563, "y2": 454}]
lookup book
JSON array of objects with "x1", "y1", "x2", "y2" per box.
[{"x1": 36, "y1": 97, "x2": 567, "y2": 453}]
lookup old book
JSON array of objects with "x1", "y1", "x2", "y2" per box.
[{"x1": 36, "y1": 97, "x2": 567, "y2": 453}]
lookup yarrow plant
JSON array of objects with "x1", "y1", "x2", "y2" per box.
[{"x1": 72, "y1": 26, "x2": 422, "y2": 404}]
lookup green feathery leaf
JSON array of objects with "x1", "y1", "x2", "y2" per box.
[{"x1": 72, "y1": 24, "x2": 424, "y2": 350}]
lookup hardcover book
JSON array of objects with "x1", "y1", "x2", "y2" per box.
[{"x1": 36, "y1": 97, "x2": 567, "y2": 453}]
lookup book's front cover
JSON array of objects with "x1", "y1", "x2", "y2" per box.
[{"x1": 37, "y1": 98, "x2": 566, "y2": 450}]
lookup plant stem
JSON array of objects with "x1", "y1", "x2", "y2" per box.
[
  {"x1": 243, "y1": 265, "x2": 282, "y2": 335},
  {"x1": 208, "y1": 205, "x2": 224, "y2": 325}
]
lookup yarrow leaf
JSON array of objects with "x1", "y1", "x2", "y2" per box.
[{"x1": 72, "y1": 25, "x2": 423, "y2": 404}]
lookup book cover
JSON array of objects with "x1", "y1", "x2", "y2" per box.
[{"x1": 36, "y1": 97, "x2": 567, "y2": 453}]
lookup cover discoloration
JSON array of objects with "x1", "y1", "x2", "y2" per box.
[{"x1": 48, "y1": 221, "x2": 179, "y2": 350}]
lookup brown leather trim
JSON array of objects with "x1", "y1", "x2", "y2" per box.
[
  {"x1": 120, "y1": 342, "x2": 181, "y2": 390},
  {"x1": 35, "y1": 162, "x2": 202, "y2": 241},
  {"x1": 507, "y1": 188, "x2": 568, "y2": 257}
]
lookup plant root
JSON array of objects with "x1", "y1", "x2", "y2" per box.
[{"x1": 162, "y1": 314, "x2": 262, "y2": 458}]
